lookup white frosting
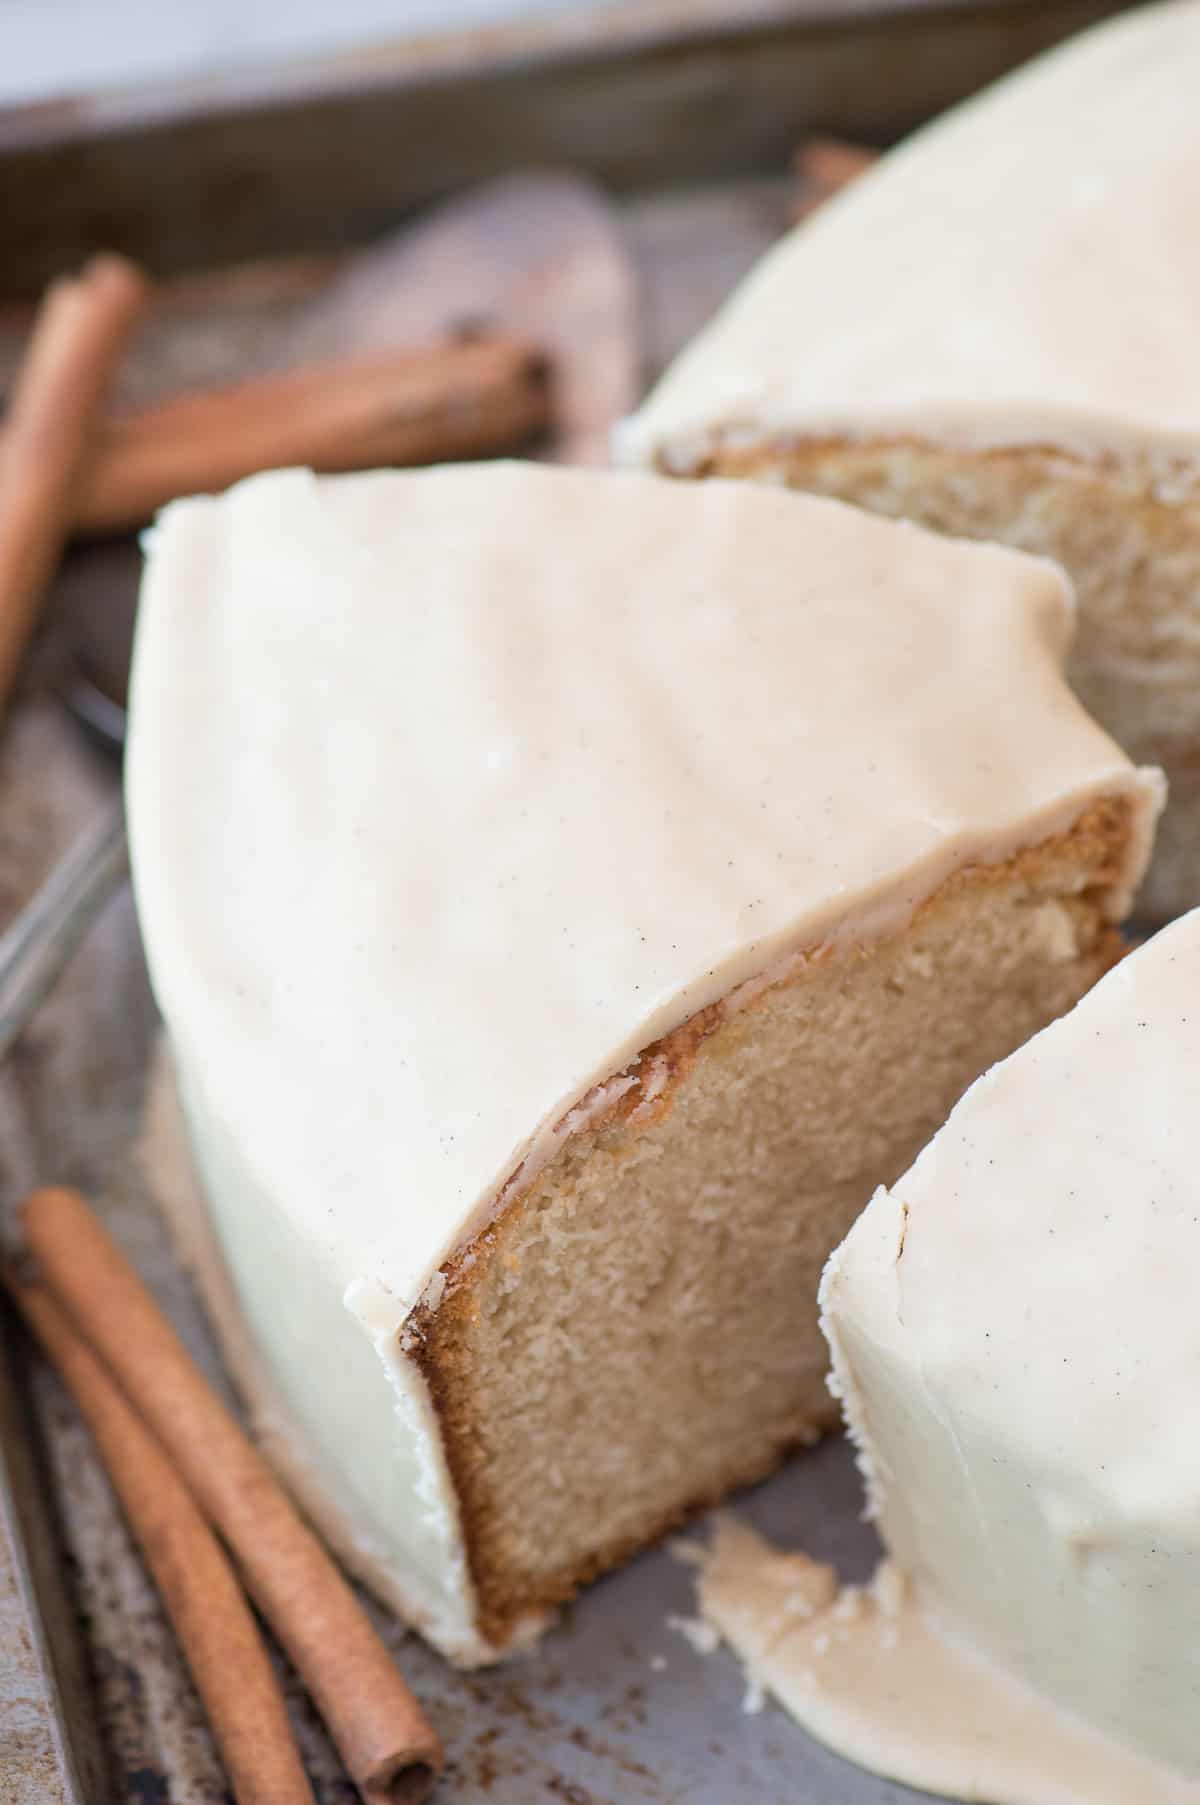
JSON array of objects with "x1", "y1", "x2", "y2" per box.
[
  {"x1": 126, "y1": 461, "x2": 1159, "y2": 1656},
  {"x1": 139, "y1": 1044, "x2": 537, "y2": 1664},
  {"x1": 810, "y1": 909, "x2": 1200, "y2": 1795},
  {"x1": 699, "y1": 1518, "x2": 1200, "y2": 1805},
  {"x1": 618, "y1": 1, "x2": 1200, "y2": 480}
]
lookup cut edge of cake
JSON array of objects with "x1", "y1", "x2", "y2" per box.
[{"x1": 146, "y1": 789, "x2": 1155, "y2": 1663}]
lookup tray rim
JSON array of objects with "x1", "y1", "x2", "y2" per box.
[
  {"x1": 0, "y1": 0, "x2": 1136, "y2": 298},
  {"x1": 0, "y1": 0, "x2": 1120, "y2": 150},
  {"x1": 0, "y1": 1297, "x2": 114, "y2": 1805}
]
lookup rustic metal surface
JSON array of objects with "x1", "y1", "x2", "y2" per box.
[
  {"x1": 0, "y1": 0, "x2": 1136, "y2": 294},
  {"x1": 0, "y1": 1298, "x2": 102, "y2": 1805},
  {"x1": 0, "y1": 698, "x2": 148, "y2": 1805}
]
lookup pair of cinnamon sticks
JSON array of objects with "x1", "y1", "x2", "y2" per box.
[
  {"x1": 0, "y1": 249, "x2": 550, "y2": 719},
  {"x1": 6, "y1": 1186, "x2": 441, "y2": 1804}
]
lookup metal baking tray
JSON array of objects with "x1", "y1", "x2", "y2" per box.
[
  {"x1": 0, "y1": 5, "x2": 1141, "y2": 1800},
  {"x1": 0, "y1": 0, "x2": 1132, "y2": 293}
]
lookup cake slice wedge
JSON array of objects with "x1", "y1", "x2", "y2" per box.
[
  {"x1": 698, "y1": 909, "x2": 1200, "y2": 1803},
  {"x1": 617, "y1": 0, "x2": 1200, "y2": 921},
  {"x1": 127, "y1": 461, "x2": 1161, "y2": 1664}
]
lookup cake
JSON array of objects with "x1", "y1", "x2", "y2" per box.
[
  {"x1": 698, "y1": 908, "x2": 1200, "y2": 1803},
  {"x1": 617, "y1": 0, "x2": 1200, "y2": 922},
  {"x1": 126, "y1": 460, "x2": 1161, "y2": 1665}
]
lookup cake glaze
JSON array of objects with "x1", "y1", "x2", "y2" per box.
[
  {"x1": 126, "y1": 462, "x2": 1160, "y2": 1658},
  {"x1": 699, "y1": 1516, "x2": 1200, "y2": 1805},
  {"x1": 617, "y1": 0, "x2": 1200, "y2": 483}
]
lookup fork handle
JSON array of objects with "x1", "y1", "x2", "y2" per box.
[{"x1": 0, "y1": 800, "x2": 128, "y2": 1062}]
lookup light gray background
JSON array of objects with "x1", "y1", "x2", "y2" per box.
[{"x1": 0, "y1": 1, "x2": 598, "y2": 106}]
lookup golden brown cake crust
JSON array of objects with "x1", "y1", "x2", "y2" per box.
[{"x1": 410, "y1": 799, "x2": 1133, "y2": 1650}]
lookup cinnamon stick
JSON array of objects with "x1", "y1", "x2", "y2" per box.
[
  {"x1": 71, "y1": 336, "x2": 551, "y2": 535},
  {"x1": 4, "y1": 1260, "x2": 317, "y2": 1805},
  {"x1": 792, "y1": 137, "x2": 880, "y2": 223},
  {"x1": 0, "y1": 254, "x2": 147, "y2": 707},
  {"x1": 21, "y1": 1186, "x2": 442, "y2": 1805}
]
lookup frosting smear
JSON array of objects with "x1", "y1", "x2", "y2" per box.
[{"x1": 699, "y1": 1518, "x2": 1200, "y2": 1805}]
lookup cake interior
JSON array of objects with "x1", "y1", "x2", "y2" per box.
[
  {"x1": 412, "y1": 802, "x2": 1132, "y2": 1650},
  {"x1": 683, "y1": 439, "x2": 1200, "y2": 920}
]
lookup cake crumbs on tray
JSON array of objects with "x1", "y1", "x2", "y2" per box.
[
  {"x1": 667, "y1": 1535, "x2": 706, "y2": 1567},
  {"x1": 666, "y1": 1613, "x2": 721, "y2": 1656}
]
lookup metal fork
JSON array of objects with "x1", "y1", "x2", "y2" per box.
[{"x1": 0, "y1": 678, "x2": 128, "y2": 1063}]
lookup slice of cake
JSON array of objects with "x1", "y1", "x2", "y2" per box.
[
  {"x1": 127, "y1": 461, "x2": 1160, "y2": 1665},
  {"x1": 617, "y1": 0, "x2": 1200, "y2": 922},
  {"x1": 700, "y1": 909, "x2": 1200, "y2": 1803}
]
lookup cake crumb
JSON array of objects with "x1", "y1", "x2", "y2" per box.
[
  {"x1": 667, "y1": 1613, "x2": 720, "y2": 1656},
  {"x1": 872, "y1": 1560, "x2": 908, "y2": 1619},
  {"x1": 668, "y1": 1536, "x2": 706, "y2": 1567},
  {"x1": 742, "y1": 1671, "x2": 767, "y2": 1714},
  {"x1": 832, "y1": 1586, "x2": 864, "y2": 1622},
  {"x1": 419, "y1": 1268, "x2": 447, "y2": 1312}
]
